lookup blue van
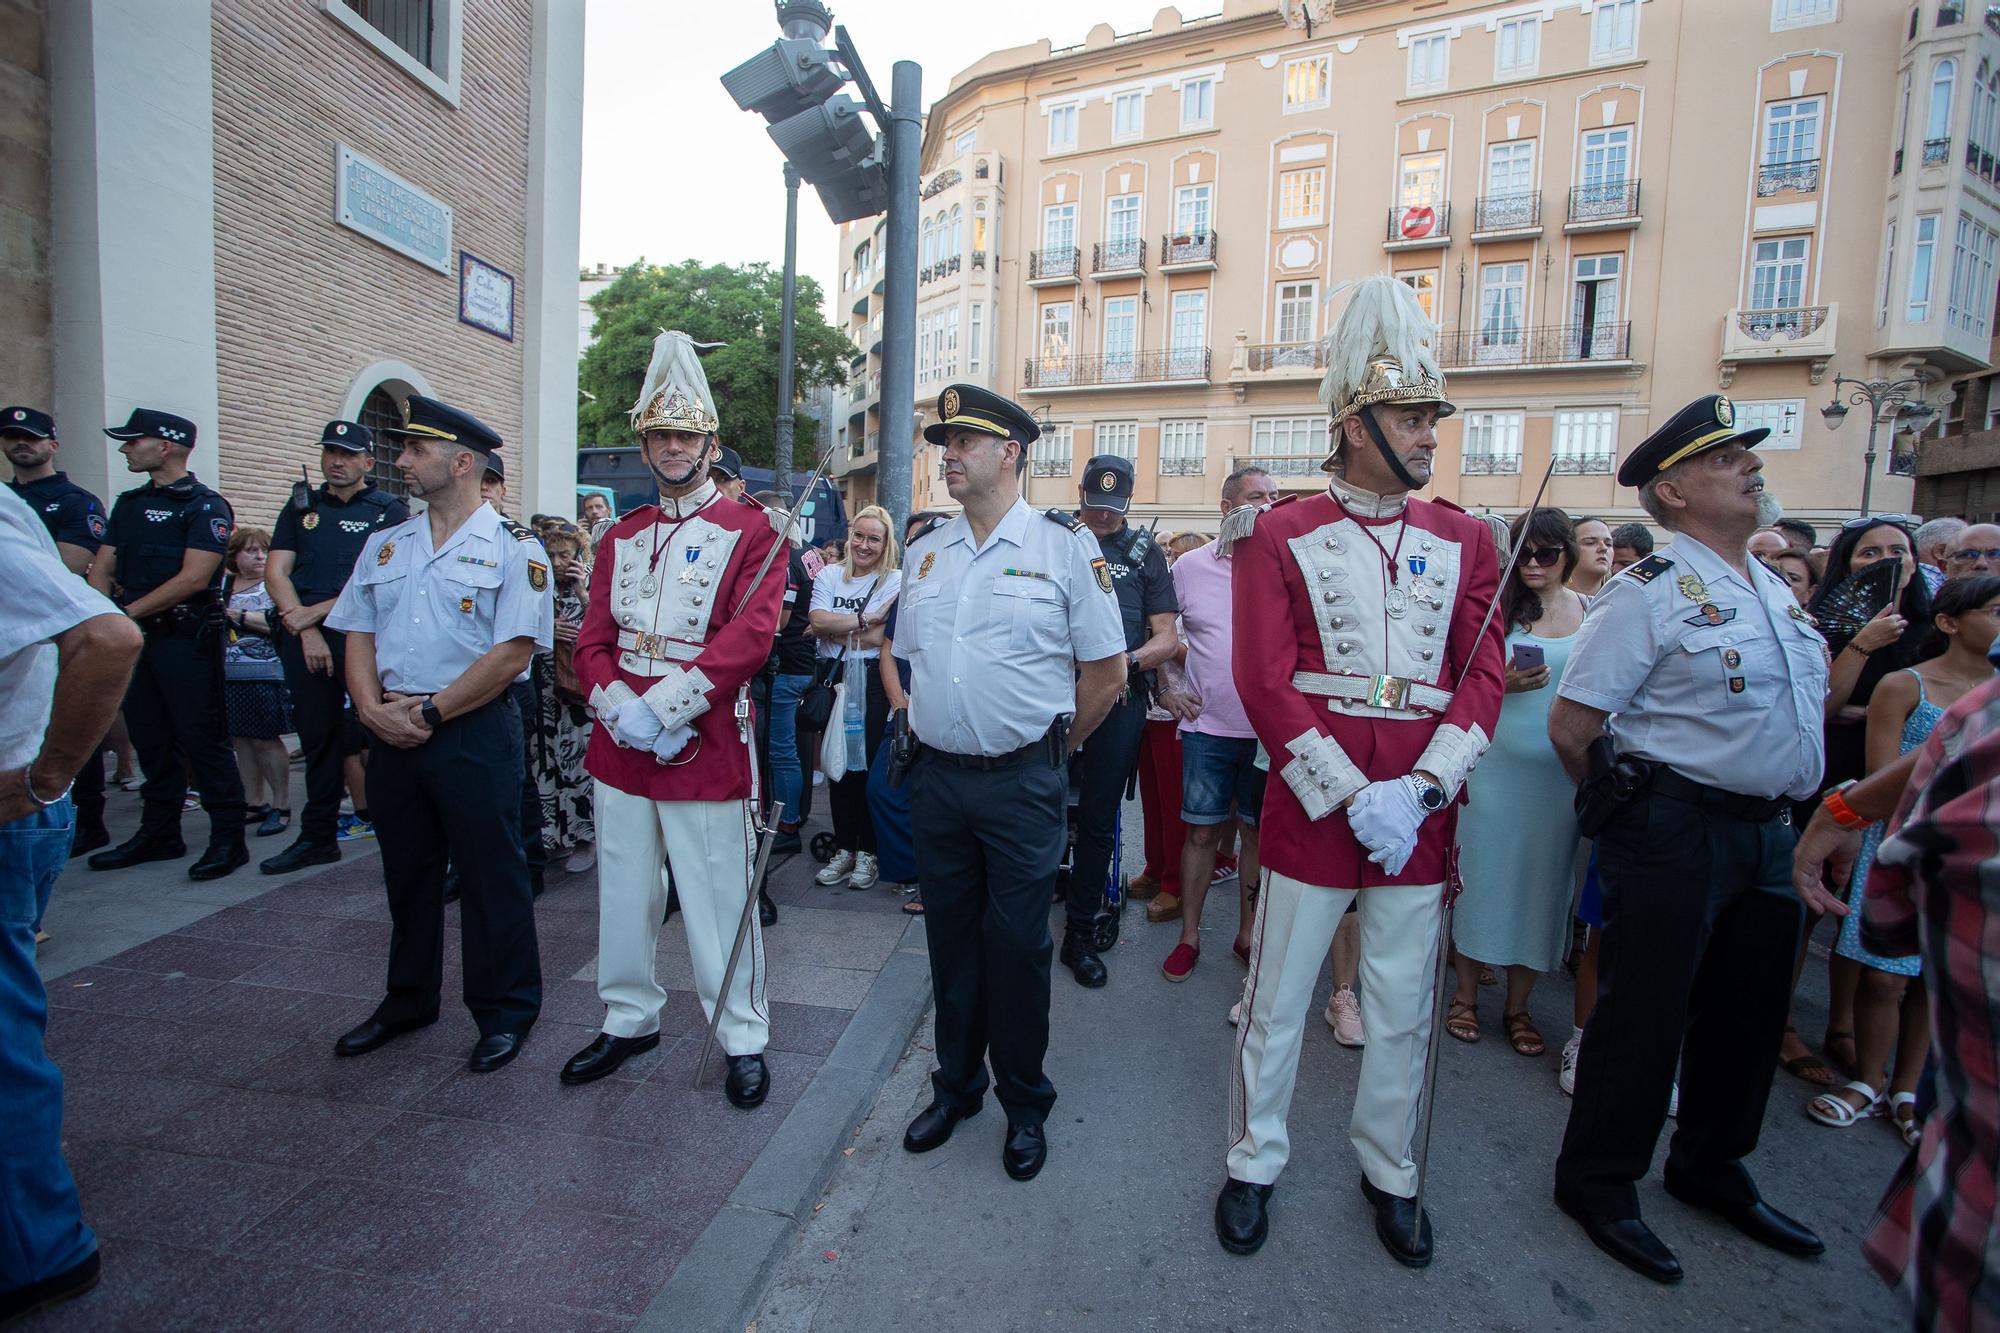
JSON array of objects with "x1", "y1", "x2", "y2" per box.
[{"x1": 576, "y1": 447, "x2": 849, "y2": 548}]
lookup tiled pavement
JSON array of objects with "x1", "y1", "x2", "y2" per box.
[{"x1": 30, "y1": 821, "x2": 916, "y2": 1331}]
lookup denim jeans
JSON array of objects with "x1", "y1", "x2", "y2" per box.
[
  {"x1": 0, "y1": 799, "x2": 96, "y2": 1292},
  {"x1": 765, "y1": 672, "x2": 813, "y2": 827}
]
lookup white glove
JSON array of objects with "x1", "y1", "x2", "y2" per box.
[
  {"x1": 1346, "y1": 776, "x2": 1427, "y2": 860},
  {"x1": 1368, "y1": 831, "x2": 1417, "y2": 877},
  {"x1": 650, "y1": 723, "x2": 695, "y2": 763},
  {"x1": 612, "y1": 697, "x2": 666, "y2": 750}
]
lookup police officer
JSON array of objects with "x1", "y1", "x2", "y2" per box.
[
  {"x1": 1549, "y1": 394, "x2": 1829, "y2": 1283},
  {"x1": 711, "y1": 444, "x2": 746, "y2": 499},
  {"x1": 86, "y1": 408, "x2": 249, "y2": 879},
  {"x1": 1064, "y1": 455, "x2": 1177, "y2": 987},
  {"x1": 893, "y1": 384, "x2": 1126, "y2": 1182},
  {"x1": 3, "y1": 406, "x2": 113, "y2": 855},
  {"x1": 261, "y1": 420, "x2": 409, "y2": 874},
  {"x1": 324, "y1": 395, "x2": 552, "y2": 1073}
]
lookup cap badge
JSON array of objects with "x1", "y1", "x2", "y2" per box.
[
  {"x1": 1099, "y1": 470, "x2": 1117, "y2": 492},
  {"x1": 9, "y1": 410, "x2": 21, "y2": 421},
  {"x1": 1715, "y1": 396, "x2": 1735, "y2": 428},
  {"x1": 334, "y1": 424, "x2": 347, "y2": 436},
  {"x1": 941, "y1": 388, "x2": 961, "y2": 419}
]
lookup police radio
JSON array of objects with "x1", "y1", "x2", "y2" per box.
[{"x1": 288, "y1": 465, "x2": 313, "y2": 512}]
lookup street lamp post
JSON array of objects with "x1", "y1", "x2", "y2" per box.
[{"x1": 1818, "y1": 373, "x2": 1939, "y2": 517}]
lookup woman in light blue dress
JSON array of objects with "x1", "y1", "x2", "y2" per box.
[{"x1": 1451, "y1": 509, "x2": 1588, "y2": 1057}]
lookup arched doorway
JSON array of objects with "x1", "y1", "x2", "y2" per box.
[{"x1": 356, "y1": 385, "x2": 408, "y2": 499}]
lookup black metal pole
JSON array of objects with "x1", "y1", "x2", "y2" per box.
[
  {"x1": 876, "y1": 59, "x2": 922, "y2": 531},
  {"x1": 1861, "y1": 409, "x2": 1878, "y2": 519},
  {"x1": 776, "y1": 162, "x2": 801, "y2": 498}
]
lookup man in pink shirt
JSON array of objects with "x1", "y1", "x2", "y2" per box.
[{"x1": 1156, "y1": 466, "x2": 1279, "y2": 980}]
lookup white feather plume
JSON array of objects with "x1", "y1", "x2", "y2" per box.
[
  {"x1": 629, "y1": 330, "x2": 725, "y2": 425},
  {"x1": 1318, "y1": 275, "x2": 1442, "y2": 411}
]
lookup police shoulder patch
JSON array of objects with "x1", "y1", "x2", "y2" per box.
[
  {"x1": 527, "y1": 561, "x2": 548, "y2": 592},
  {"x1": 1620, "y1": 554, "x2": 1674, "y2": 585},
  {"x1": 1042, "y1": 508, "x2": 1086, "y2": 534},
  {"x1": 87, "y1": 512, "x2": 106, "y2": 540},
  {"x1": 1092, "y1": 556, "x2": 1113, "y2": 594}
]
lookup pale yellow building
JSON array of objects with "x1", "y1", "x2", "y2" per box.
[{"x1": 834, "y1": 0, "x2": 2000, "y2": 534}]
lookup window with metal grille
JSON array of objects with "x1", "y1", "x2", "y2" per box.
[
  {"x1": 357, "y1": 386, "x2": 410, "y2": 499},
  {"x1": 1032, "y1": 425, "x2": 1074, "y2": 477},
  {"x1": 1460, "y1": 411, "x2": 1523, "y2": 473},
  {"x1": 342, "y1": 0, "x2": 435, "y2": 71},
  {"x1": 1094, "y1": 421, "x2": 1139, "y2": 462},
  {"x1": 1160, "y1": 421, "x2": 1206, "y2": 475}
]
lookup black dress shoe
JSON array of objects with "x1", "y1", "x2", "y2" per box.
[
  {"x1": 561, "y1": 1031, "x2": 660, "y2": 1085},
  {"x1": 903, "y1": 1100, "x2": 979, "y2": 1153},
  {"x1": 1003, "y1": 1122, "x2": 1046, "y2": 1181},
  {"x1": 188, "y1": 841, "x2": 249, "y2": 881},
  {"x1": 1059, "y1": 935, "x2": 1108, "y2": 989},
  {"x1": 67, "y1": 826, "x2": 110, "y2": 859},
  {"x1": 443, "y1": 869, "x2": 461, "y2": 904},
  {"x1": 469, "y1": 1030, "x2": 528, "y2": 1073},
  {"x1": 260, "y1": 838, "x2": 340, "y2": 875},
  {"x1": 87, "y1": 833, "x2": 184, "y2": 871},
  {"x1": 771, "y1": 830, "x2": 803, "y2": 856},
  {"x1": 333, "y1": 1014, "x2": 434, "y2": 1058},
  {"x1": 1215, "y1": 1178, "x2": 1274, "y2": 1255},
  {"x1": 759, "y1": 890, "x2": 778, "y2": 927},
  {"x1": 1556, "y1": 1193, "x2": 1684, "y2": 1283},
  {"x1": 725, "y1": 1053, "x2": 769, "y2": 1107},
  {"x1": 1663, "y1": 1175, "x2": 1824, "y2": 1256},
  {"x1": 0, "y1": 1247, "x2": 101, "y2": 1323},
  {"x1": 1359, "y1": 1176, "x2": 1434, "y2": 1268}
]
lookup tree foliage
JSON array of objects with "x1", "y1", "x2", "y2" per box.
[{"x1": 577, "y1": 259, "x2": 856, "y2": 466}]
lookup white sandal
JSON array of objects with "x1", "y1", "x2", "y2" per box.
[
  {"x1": 1890, "y1": 1091, "x2": 1920, "y2": 1146},
  {"x1": 1807, "y1": 1080, "x2": 1882, "y2": 1128}
]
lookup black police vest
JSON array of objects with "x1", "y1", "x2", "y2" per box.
[
  {"x1": 108, "y1": 476, "x2": 231, "y2": 602},
  {"x1": 292, "y1": 487, "x2": 404, "y2": 600},
  {"x1": 1100, "y1": 525, "x2": 1154, "y2": 650}
]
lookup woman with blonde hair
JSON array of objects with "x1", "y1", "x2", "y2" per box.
[{"x1": 808, "y1": 505, "x2": 902, "y2": 889}]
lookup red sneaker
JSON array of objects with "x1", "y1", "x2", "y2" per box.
[
  {"x1": 1162, "y1": 942, "x2": 1200, "y2": 982},
  {"x1": 1212, "y1": 853, "x2": 1239, "y2": 884}
]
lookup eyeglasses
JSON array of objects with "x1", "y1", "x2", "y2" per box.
[
  {"x1": 1948, "y1": 548, "x2": 2000, "y2": 563},
  {"x1": 1521, "y1": 546, "x2": 1566, "y2": 568},
  {"x1": 1842, "y1": 513, "x2": 1922, "y2": 531}
]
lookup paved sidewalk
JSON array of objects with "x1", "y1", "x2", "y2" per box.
[{"x1": 29, "y1": 785, "x2": 922, "y2": 1331}]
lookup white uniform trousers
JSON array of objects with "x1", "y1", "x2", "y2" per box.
[
  {"x1": 593, "y1": 782, "x2": 769, "y2": 1056},
  {"x1": 1227, "y1": 871, "x2": 1443, "y2": 1196}
]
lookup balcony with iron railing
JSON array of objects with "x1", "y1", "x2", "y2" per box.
[
  {"x1": 1460, "y1": 452, "x2": 1522, "y2": 475},
  {"x1": 1757, "y1": 158, "x2": 1820, "y2": 196},
  {"x1": 1235, "y1": 341, "x2": 1329, "y2": 377},
  {"x1": 1022, "y1": 347, "x2": 1212, "y2": 391},
  {"x1": 1472, "y1": 192, "x2": 1540, "y2": 236},
  {"x1": 1384, "y1": 202, "x2": 1450, "y2": 248},
  {"x1": 1159, "y1": 454, "x2": 1207, "y2": 476},
  {"x1": 1028, "y1": 246, "x2": 1080, "y2": 285},
  {"x1": 1719, "y1": 302, "x2": 1837, "y2": 385},
  {"x1": 1228, "y1": 452, "x2": 1324, "y2": 481},
  {"x1": 1160, "y1": 231, "x2": 1218, "y2": 270},
  {"x1": 1970, "y1": 140, "x2": 2000, "y2": 184},
  {"x1": 1566, "y1": 181, "x2": 1641, "y2": 230},
  {"x1": 1925, "y1": 136, "x2": 1953, "y2": 166},
  {"x1": 920, "y1": 254, "x2": 963, "y2": 284},
  {"x1": 1093, "y1": 238, "x2": 1147, "y2": 277},
  {"x1": 1552, "y1": 452, "x2": 1615, "y2": 475},
  {"x1": 1030, "y1": 454, "x2": 1073, "y2": 478},
  {"x1": 1436, "y1": 321, "x2": 1633, "y2": 371}
]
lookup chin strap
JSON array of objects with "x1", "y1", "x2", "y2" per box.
[{"x1": 1358, "y1": 405, "x2": 1423, "y2": 492}]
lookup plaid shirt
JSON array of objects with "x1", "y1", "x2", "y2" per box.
[{"x1": 1861, "y1": 675, "x2": 2000, "y2": 1329}]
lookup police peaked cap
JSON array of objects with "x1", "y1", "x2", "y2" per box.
[
  {"x1": 1616, "y1": 394, "x2": 1771, "y2": 488},
  {"x1": 712, "y1": 444, "x2": 744, "y2": 481},
  {"x1": 924, "y1": 383, "x2": 1040, "y2": 446},
  {"x1": 318, "y1": 419, "x2": 374, "y2": 453},
  {"x1": 1081, "y1": 454, "x2": 1135, "y2": 512},
  {"x1": 383, "y1": 394, "x2": 503, "y2": 453},
  {"x1": 0, "y1": 406, "x2": 54, "y2": 438},
  {"x1": 484, "y1": 449, "x2": 505, "y2": 480},
  {"x1": 104, "y1": 407, "x2": 197, "y2": 448}
]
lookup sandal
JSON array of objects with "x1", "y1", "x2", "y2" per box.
[
  {"x1": 1504, "y1": 1010, "x2": 1545, "y2": 1057},
  {"x1": 1478, "y1": 966, "x2": 1497, "y2": 987},
  {"x1": 1823, "y1": 1029, "x2": 1858, "y2": 1077},
  {"x1": 1445, "y1": 998, "x2": 1480, "y2": 1043},
  {"x1": 1890, "y1": 1092, "x2": 1920, "y2": 1146},
  {"x1": 901, "y1": 894, "x2": 925, "y2": 916},
  {"x1": 1807, "y1": 1080, "x2": 1882, "y2": 1128},
  {"x1": 1781, "y1": 1025, "x2": 1838, "y2": 1087}
]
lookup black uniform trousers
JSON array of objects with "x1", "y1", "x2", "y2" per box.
[
  {"x1": 909, "y1": 749, "x2": 1066, "y2": 1124},
  {"x1": 125, "y1": 626, "x2": 247, "y2": 845},
  {"x1": 1554, "y1": 788, "x2": 1803, "y2": 1219},
  {"x1": 1065, "y1": 686, "x2": 1147, "y2": 939},
  {"x1": 276, "y1": 626, "x2": 354, "y2": 847},
  {"x1": 69, "y1": 737, "x2": 106, "y2": 837},
  {"x1": 510, "y1": 675, "x2": 547, "y2": 884},
  {"x1": 365, "y1": 694, "x2": 541, "y2": 1036}
]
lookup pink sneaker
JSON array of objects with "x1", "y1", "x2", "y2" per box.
[
  {"x1": 1161, "y1": 942, "x2": 1200, "y2": 982},
  {"x1": 1325, "y1": 986, "x2": 1366, "y2": 1047}
]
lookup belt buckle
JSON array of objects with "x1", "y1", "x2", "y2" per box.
[
  {"x1": 632, "y1": 631, "x2": 660, "y2": 660},
  {"x1": 1367, "y1": 674, "x2": 1410, "y2": 710}
]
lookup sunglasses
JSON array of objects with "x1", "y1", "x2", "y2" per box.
[
  {"x1": 1842, "y1": 513, "x2": 1921, "y2": 531},
  {"x1": 1521, "y1": 546, "x2": 1567, "y2": 568}
]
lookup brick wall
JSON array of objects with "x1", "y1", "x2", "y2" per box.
[
  {"x1": 0, "y1": 0, "x2": 51, "y2": 432},
  {"x1": 209, "y1": 0, "x2": 532, "y2": 527}
]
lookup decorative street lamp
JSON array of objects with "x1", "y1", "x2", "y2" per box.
[{"x1": 1819, "y1": 373, "x2": 1939, "y2": 517}]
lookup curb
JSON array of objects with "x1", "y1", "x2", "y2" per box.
[{"x1": 636, "y1": 919, "x2": 934, "y2": 1333}]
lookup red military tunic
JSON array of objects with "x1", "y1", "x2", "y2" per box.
[
  {"x1": 575, "y1": 487, "x2": 785, "y2": 800},
  {"x1": 1231, "y1": 487, "x2": 1505, "y2": 888}
]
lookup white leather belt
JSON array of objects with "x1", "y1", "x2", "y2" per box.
[
  {"x1": 616, "y1": 628, "x2": 704, "y2": 663},
  {"x1": 1291, "y1": 670, "x2": 1451, "y2": 716}
]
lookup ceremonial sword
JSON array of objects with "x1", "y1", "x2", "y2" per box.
[
  {"x1": 1410, "y1": 449, "x2": 1561, "y2": 1222},
  {"x1": 691, "y1": 440, "x2": 840, "y2": 1091}
]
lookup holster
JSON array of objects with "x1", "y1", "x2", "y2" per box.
[
  {"x1": 887, "y1": 708, "x2": 916, "y2": 787},
  {"x1": 1573, "y1": 736, "x2": 1655, "y2": 839},
  {"x1": 1047, "y1": 715, "x2": 1070, "y2": 769}
]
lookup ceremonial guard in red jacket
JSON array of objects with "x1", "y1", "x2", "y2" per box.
[
  {"x1": 1214, "y1": 277, "x2": 1505, "y2": 1264},
  {"x1": 562, "y1": 332, "x2": 786, "y2": 1107}
]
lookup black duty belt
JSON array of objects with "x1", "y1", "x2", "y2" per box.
[
  {"x1": 1647, "y1": 767, "x2": 1789, "y2": 823},
  {"x1": 918, "y1": 740, "x2": 1043, "y2": 771}
]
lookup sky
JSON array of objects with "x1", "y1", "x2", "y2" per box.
[{"x1": 578, "y1": 0, "x2": 1187, "y2": 320}]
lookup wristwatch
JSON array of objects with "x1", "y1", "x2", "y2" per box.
[
  {"x1": 419, "y1": 696, "x2": 444, "y2": 729},
  {"x1": 1407, "y1": 774, "x2": 1447, "y2": 813}
]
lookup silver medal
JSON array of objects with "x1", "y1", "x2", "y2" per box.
[
  {"x1": 639, "y1": 574, "x2": 658, "y2": 598},
  {"x1": 1385, "y1": 585, "x2": 1410, "y2": 619}
]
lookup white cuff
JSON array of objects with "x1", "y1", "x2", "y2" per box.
[
  {"x1": 1416, "y1": 723, "x2": 1490, "y2": 801},
  {"x1": 589, "y1": 680, "x2": 640, "y2": 721},
  {"x1": 1279, "y1": 729, "x2": 1367, "y2": 822},
  {"x1": 641, "y1": 665, "x2": 714, "y2": 732}
]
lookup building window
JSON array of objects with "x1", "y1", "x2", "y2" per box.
[
  {"x1": 1461, "y1": 410, "x2": 1524, "y2": 473},
  {"x1": 973, "y1": 198, "x2": 989, "y2": 254},
  {"x1": 1399, "y1": 151, "x2": 1445, "y2": 209},
  {"x1": 1495, "y1": 16, "x2": 1539, "y2": 80},
  {"x1": 1107, "y1": 193, "x2": 1142, "y2": 245},
  {"x1": 1175, "y1": 183, "x2": 1213, "y2": 237},
  {"x1": 1477, "y1": 262, "x2": 1527, "y2": 363},
  {"x1": 1043, "y1": 202, "x2": 1077, "y2": 254},
  {"x1": 1398, "y1": 269, "x2": 1440, "y2": 322},
  {"x1": 1171, "y1": 290, "x2": 1208, "y2": 373},
  {"x1": 1879, "y1": 220, "x2": 1897, "y2": 329},
  {"x1": 1276, "y1": 281, "x2": 1319, "y2": 344},
  {"x1": 1040, "y1": 302, "x2": 1074, "y2": 384},
  {"x1": 1909, "y1": 214, "x2": 1940, "y2": 321},
  {"x1": 1972, "y1": 61, "x2": 1999, "y2": 158},
  {"x1": 1572, "y1": 253, "x2": 1623, "y2": 354},
  {"x1": 1735, "y1": 399, "x2": 1805, "y2": 451},
  {"x1": 921, "y1": 216, "x2": 937, "y2": 269},
  {"x1": 1928, "y1": 58, "x2": 1958, "y2": 147},
  {"x1": 948, "y1": 205, "x2": 963, "y2": 257},
  {"x1": 1580, "y1": 127, "x2": 1632, "y2": 189},
  {"x1": 357, "y1": 385, "x2": 411, "y2": 498},
  {"x1": 1251, "y1": 416, "x2": 1329, "y2": 473},
  {"x1": 1751, "y1": 235, "x2": 1810, "y2": 310},
  {"x1": 1285, "y1": 54, "x2": 1330, "y2": 111},
  {"x1": 1278, "y1": 167, "x2": 1327, "y2": 227},
  {"x1": 1407, "y1": 32, "x2": 1448, "y2": 94},
  {"x1": 969, "y1": 303, "x2": 984, "y2": 375},
  {"x1": 1112, "y1": 90, "x2": 1145, "y2": 143},
  {"x1": 1949, "y1": 216, "x2": 2000, "y2": 335},
  {"x1": 942, "y1": 306, "x2": 961, "y2": 378},
  {"x1": 1103, "y1": 296, "x2": 1138, "y2": 378},
  {"x1": 1770, "y1": 0, "x2": 1836, "y2": 29},
  {"x1": 1591, "y1": 0, "x2": 1638, "y2": 60},
  {"x1": 955, "y1": 128, "x2": 977, "y2": 157},
  {"x1": 1485, "y1": 140, "x2": 1535, "y2": 197},
  {"x1": 1032, "y1": 424, "x2": 1074, "y2": 477},
  {"x1": 1764, "y1": 98, "x2": 1822, "y2": 165},
  {"x1": 917, "y1": 312, "x2": 934, "y2": 383},
  {"x1": 1553, "y1": 407, "x2": 1618, "y2": 473},
  {"x1": 1095, "y1": 421, "x2": 1140, "y2": 462},
  {"x1": 1160, "y1": 420, "x2": 1207, "y2": 475},
  {"x1": 1180, "y1": 76, "x2": 1215, "y2": 130},
  {"x1": 1048, "y1": 101, "x2": 1079, "y2": 153}
]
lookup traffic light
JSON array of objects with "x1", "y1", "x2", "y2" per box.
[{"x1": 722, "y1": 28, "x2": 886, "y2": 223}]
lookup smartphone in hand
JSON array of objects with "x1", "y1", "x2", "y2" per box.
[{"x1": 1511, "y1": 642, "x2": 1545, "y2": 671}]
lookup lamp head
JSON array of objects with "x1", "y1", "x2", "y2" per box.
[{"x1": 1820, "y1": 400, "x2": 1850, "y2": 429}]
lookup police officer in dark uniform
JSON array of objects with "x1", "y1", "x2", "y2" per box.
[
  {"x1": 86, "y1": 408, "x2": 249, "y2": 879},
  {"x1": 474, "y1": 447, "x2": 548, "y2": 897},
  {"x1": 261, "y1": 420, "x2": 409, "y2": 874},
  {"x1": 3, "y1": 406, "x2": 114, "y2": 854},
  {"x1": 1064, "y1": 455, "x2": 1177, "y2": 987}
]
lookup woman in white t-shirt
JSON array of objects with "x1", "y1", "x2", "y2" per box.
[{"x1": 807, "y1": 505, "x2": 902, "y2": 889}]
